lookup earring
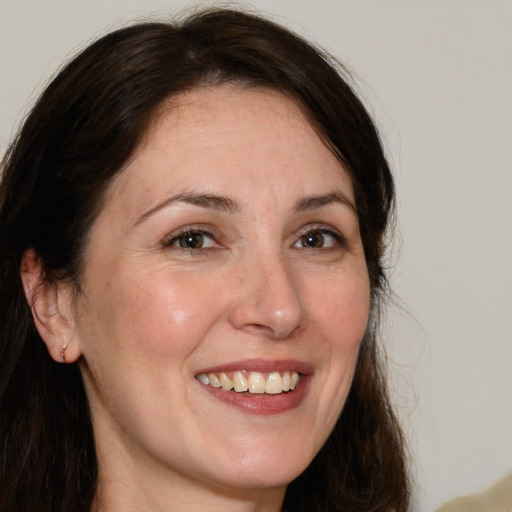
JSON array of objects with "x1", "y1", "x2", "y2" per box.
[{"x1": 60, "y1": 344, "x2": 68, "y2": 363}]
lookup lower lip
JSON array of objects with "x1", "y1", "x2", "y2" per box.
[{"x1": 198, "y1": 376, "x2": 311, "y2": 415}]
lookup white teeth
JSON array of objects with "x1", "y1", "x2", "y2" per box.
[
  {"x1": 197, "y1": 373, "x2": 209, "y2": 385},
  {"x1": 282, "y1": 371, "x2": 291, "y2": 392},
  {"x1": 248, "y1": 372, "x2": 266, "y2": 394},
  {"x1": 198, "y1": 370, "x2": 302, "y2": 394},
  {"x1": 208, "y1": 373, "x2": 221, "y2": 388},
  {"x1": 233, "y1": 371, "x2": 248, "y2": 392},
  {"x1": 290, "y1": 372, "x2": 299, "y2": 390},
  {"x1": 265, "y1": 372, "x2": 283, "y2": 394},
  {"x1": 220, "y1": 372, "x2": 234, "y2": 391}
]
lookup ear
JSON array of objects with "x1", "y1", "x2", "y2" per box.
[{"x1": 20, "y1": 249, "x2": 82, "y2": 363}]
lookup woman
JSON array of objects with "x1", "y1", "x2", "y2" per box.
[{"x1": 0, "y1": 8, "x2": 408, "y2": 512}]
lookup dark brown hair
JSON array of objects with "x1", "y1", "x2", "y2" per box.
[{"x1": 0, "y1": 8, "x2": 408, "y2": 511}]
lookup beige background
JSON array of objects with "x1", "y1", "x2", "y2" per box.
[{"x1": 1, "y1": 1, "x2": 511, "y2": 510}]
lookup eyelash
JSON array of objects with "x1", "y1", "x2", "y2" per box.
[
  {"x1": 162, "y1": 224, "x2": 346, "y2": 254},
  {"x1": 294, "y1": 225, "x2": 346, "y2": 251}
]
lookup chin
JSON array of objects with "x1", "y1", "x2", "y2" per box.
[{"x1": 204, "y1": 441, "x2": 313, "y2": 492}]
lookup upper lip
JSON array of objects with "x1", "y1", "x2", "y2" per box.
[{"x1": 195, "y1": 358, "x2": 314, "y2": 375}]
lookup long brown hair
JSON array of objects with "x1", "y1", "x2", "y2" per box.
[{"x1": 0, "y1": 8, "x2": 408, "y2": 511}]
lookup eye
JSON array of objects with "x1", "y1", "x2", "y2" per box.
[
  {"x1": 294, "y1": 229, "x2": 342, "y2": 249},
  {"x1": 165, "y1": 230, "x2": 216, "y2": 250}
]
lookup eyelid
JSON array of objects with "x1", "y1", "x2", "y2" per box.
[{"x1": 296, "y1": 223, "x2": 346, "y2": 241}]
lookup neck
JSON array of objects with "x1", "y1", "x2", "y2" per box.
[{"x1": 93, "y1": 475, "x2": 286, "y2": 512}]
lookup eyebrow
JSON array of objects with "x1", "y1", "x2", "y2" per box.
[
  {"x1": 134, "y1": 192, "x2": 240, "y2": 227},
  {"x1": 134, "y1": 189, "x2": 356, "y2": 227},
  {"x1": 294, "y1": 191, "x2": 356, "y2": 214}
]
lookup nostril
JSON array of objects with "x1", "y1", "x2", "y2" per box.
[
  {"x1": 242, "y1": 323, "x2": 276, "y2": 337},
  {"x1": 241, "y1": 321, "x2": 301, "y2": 340}
]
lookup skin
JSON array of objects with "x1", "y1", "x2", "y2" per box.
[{"x1": 24, "y1": 86, "x2": 370, "y2": 511}]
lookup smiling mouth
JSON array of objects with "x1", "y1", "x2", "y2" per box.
[{"x1": 196, "y1": 370, "x2": 302, "y2": 395}]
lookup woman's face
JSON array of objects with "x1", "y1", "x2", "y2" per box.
[{"x1": 70, "y1": 86, "x2": 370, "y2": 498}]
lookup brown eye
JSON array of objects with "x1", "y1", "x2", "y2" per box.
[
  {"x1": 179, "y1": 232, "x2": 205, "y2": 248},
  {"x1": 167, "y1": 231, "x2": 216, "y2": 250},
  {"x1": 301, "y1": 232, "x2": 324, "y2": 248},
  {"x1": 295, "y1": 230, "x2": 340, "y2": 249}
]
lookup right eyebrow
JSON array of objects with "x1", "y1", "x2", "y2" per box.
[{"x1": 132, "y1": 192, "x2": 240, "y2": 228}]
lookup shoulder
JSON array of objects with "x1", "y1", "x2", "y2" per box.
[{"x1": 435, "y1": 471, "x2": 512, "y2": 512}]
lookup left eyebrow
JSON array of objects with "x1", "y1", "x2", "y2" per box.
[
  {"x1": 133, "y1": 192, "x2": 240, "y2": 227},
  {"x1": 294, "y1": 191, "x2": 357, "y2": 214}
]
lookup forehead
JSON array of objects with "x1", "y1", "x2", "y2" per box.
[{"x1": 103, "y1": 85, "x2": 354, "y2": 221}]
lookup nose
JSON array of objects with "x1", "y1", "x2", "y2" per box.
[{"x1": 228, "y1": 252, "x2": 307, "y2": 339}]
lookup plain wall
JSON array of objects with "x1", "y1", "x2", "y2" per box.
[{"x1": 1, "y1": 1, "x2": 511, "y2": 510}]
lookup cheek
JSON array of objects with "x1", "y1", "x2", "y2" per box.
[
  {"x1": 309, "y1": 269, "x2": 371, "y2": 351},
  {"x1": 75, "y1": 266, "x2": 228, "y2": 436},
  {"x1": 88, "y1": 266, "x2": 227, "y2": 362},
  {"x1": 310, "y1": 266, "x2": 370, "y2": 386},
  {"x1": 290, "y1": 265, "x2": 370, "y2": 453}
]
